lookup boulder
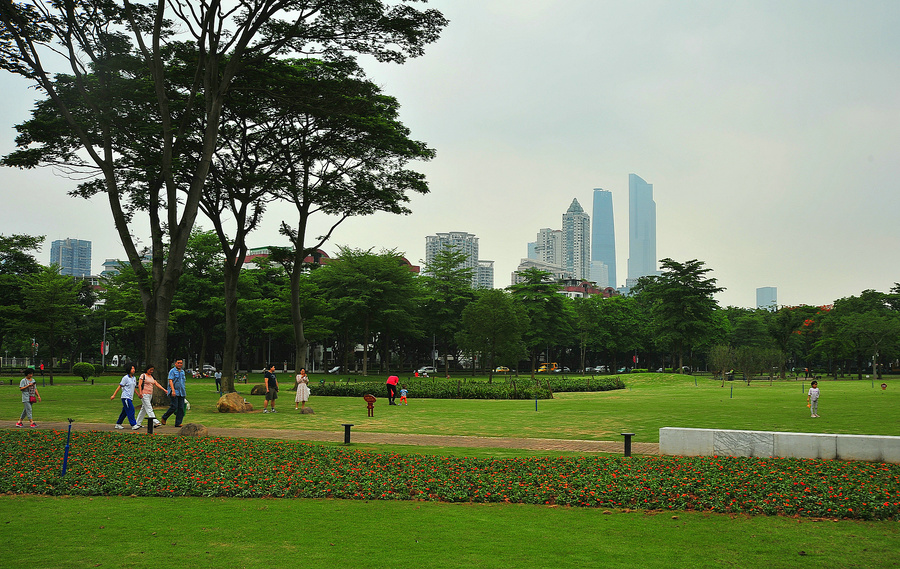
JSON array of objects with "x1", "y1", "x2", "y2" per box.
[
  {"x1": 216, "y1": 392, "x2": 254, "y2": 413},
  {"x1": 299, "y1": 407, "x2": 315, "y2": 414},
  {"x1": 179, "y1": 423, "x2": 208, "y2": 437},
  {"x1": 249, "y1": 383, "x2": 267, "y2": 396}
]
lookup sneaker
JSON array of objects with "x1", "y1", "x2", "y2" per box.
[
  {"x1": 271, "y1": 409, "x2": 277, "y2": 413},
  {"x1": 131, "y1": 424, "x2": 142, "y2": 430},
  {"x1": 15, "y1": 422, "x2": 23, "y2": 428},
  {"x1": 29, "y1": 423, "x2": 37, "y2": 428},
  {"x1": 114, "y1": 424, "x2": 124, "y2": 429},
  {"x1": 263, "y1": 409, "x2": 269, "y2": 413},
  {"x1": 153, "y1": 420, "x2": 161, "y2": 426}
]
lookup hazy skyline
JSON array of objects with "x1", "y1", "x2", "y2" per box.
[{"x1": 1, "y1": 1, "x2": 898, "y2": 308}]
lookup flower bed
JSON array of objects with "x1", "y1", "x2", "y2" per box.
[{"x1": 2, "y1": 430, "x2": 899, "y2": 520}]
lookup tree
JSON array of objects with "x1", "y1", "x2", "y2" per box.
[
  {"x1": 633, "y1": 258, "x2": 723, "y2": 372},
  {"x1": 457, "y1": 289, "x2": 526, "y2": 382},
  {"x1": 421, "y1": 245, "x2": 476, "y2": 375},
  {"x1": 508, "y1": 268, "x2": 574, "y2": 379},
  {"x1": 0, "y1": 233, "x2": 43, "y2": 357},
  {"x1": 0, "y1": 1, "x2": 447, "y2": 377},
  {"x1": 23, "y1": 265, "x2": 87, "y2": 383},
  {"x1": 593, "y1": 295, "x2": 646, "y2": 373},
  {"x1": 708, "y1": 344, "x2": 733, "y2": 386},
  {"x1": 311, "y1": 248, "x2": 422, "y2": 376}
]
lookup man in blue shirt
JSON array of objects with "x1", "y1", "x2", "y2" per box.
[{"x1": 161, "y1": 358, "x2": 187, "y2": 426}]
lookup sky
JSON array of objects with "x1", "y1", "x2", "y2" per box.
[{"x1": 1, "y1": 0, "x2": 898, "y2": 309}]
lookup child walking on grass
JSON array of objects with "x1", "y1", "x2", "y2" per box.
[
  {"x1": 807, "y1": 380, "x2": 820, "y2": 418},
  {"x1": 399, "y1": 385, "x2": 408, "y2": 405}
]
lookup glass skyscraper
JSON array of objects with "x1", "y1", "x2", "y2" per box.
[
  {"x1": 50, "y1": 238, "x2": 92, "y2": 277},
  {"x1": 626, "y1": 174, "x2": 657, "y2": 284},
  {"x1": 591, "y1": 188, "x2": 616, "y2": 288}
]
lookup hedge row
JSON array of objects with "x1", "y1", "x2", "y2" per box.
[{"x1": 311, "y1": 376, "x2": 625, "y2": 400}]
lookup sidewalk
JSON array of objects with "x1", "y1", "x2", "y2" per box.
[{"x1": 2, "y1": 421, "x2": 660, "y2": 455}]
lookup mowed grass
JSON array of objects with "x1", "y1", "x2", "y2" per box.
[
  {"x1": 3, "y1": 373, "x2": 900, "y2": 568},
  {"x1": 2, "y1": 495, "x2": 898, "y2": 569},
  {"x1": 4, "y1": 373, "x2": 898, "y2": 443}
]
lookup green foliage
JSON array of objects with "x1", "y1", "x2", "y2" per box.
[
  {"x1": 313, "y1": 376, "x2": 624, "y2": 400},
  {"x1": 457, "y1": 289, "x2": 526, "y2": 376},
  {"x1": 72, "y1": 362, "x2": 95, "y2": 381}
]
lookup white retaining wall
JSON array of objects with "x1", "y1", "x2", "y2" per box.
[{"x1": 659, "y1": 427, "x2": 900, "y2": 464}]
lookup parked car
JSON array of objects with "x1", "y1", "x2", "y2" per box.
[
  {"x1": 202, "y1": 364, "x2": 216, "y2": 374},
  {"x1": 417, "y1": 366, "x2": 437, "y2": 375},
  {"x1": 537, "y1": 362, "x2": 558, "y2": 373},
  {"x1": 552, "y1": 366, "x2": 571, "y2": 373},
  {"x1": 495, "y1": 366, "x2": 510, "y2": 373}
]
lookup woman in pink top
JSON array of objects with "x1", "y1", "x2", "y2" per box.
[{"x1": 135, "y1": 364, "x2": 163, "y2": 428}]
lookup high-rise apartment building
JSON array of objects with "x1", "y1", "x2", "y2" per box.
[
  {"x1": 756, "y1": 287, "x2": 777, "y2": 311},
  {"x1": 626, "y1": 174, "x2": 657, "y2": 285},
  {"x1": 531, "y1": 228, "x2": 563, "y2": 267},
  {"x1": 50, "y1": 238, "x2": 92, "y2": 277},
  {"x1": 591, "y1": 189, "x2": 616, "y2": 288},
  {"x1": 424, "y1": 231, "x2": 492, "y2": 289},
  {"x1": 562, "y1": 198, "x2": 590, "y2": 281}
]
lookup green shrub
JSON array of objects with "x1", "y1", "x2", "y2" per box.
[
  {"x1": 72, "y1": 362, "x2": 95, "y2": 382},
  {"x1": 312, "y1": 376, "x2": 625, "y2": 400}
]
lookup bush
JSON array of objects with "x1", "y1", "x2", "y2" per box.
[
  {"x1": 72, "y1": 362, "x2": 95, "y2": 382},
  {"x1": 312, "y1": 376, "x2": 625, "y2": 400}
]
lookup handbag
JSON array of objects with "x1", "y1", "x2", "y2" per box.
[{"x1": 29, "y1": 395, "x2": 36, "y2": 403}]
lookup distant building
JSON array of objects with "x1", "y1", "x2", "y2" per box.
[
  {"x1": 591, "y1": 189, "x2": 616, "y2": 288},
  {"x1": 511, "y1": 258, "x2": 571, "y2": 284},
  {"x1": 425, "y1": 231, "x2": 488, "y2": 288},
  {"x1": 757, "y1": 287, "x2": 777, "y2": 310},
  {"x1": 244, "y1": 247, "x2": 419, "y2": 273},
  {"x1": 50, "y1": 238, "x2": 91, "y2": 277},
  {"x1": 100, "y1": 258, "x2": 123, "y2": 278},
  {"x1": 531, "y1": 228, "x2": 563, "y2": 267},
  {"x1": 562, "y1": 198, "x2": 590, "y2": 281},
  {"x1": 626, "y1": 173, "x2": 657, "y2": 283},
  {"x1": 558, "y1": 279, "x2": 619, "y2": 299}
]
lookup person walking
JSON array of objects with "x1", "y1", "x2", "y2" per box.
[
  {"x1": 134, "y1": 364, "x2": 163, "y2": 428},
  {"x1": 110, "y1": 363, "x2": 139, "y2": 430},
  {"x1": 386, "y1": 375, "x2": 399, "y2": 405},
  {"x1": 161, "y1": 359, "x2": 187, "y2": 427},
  {"x1": 807, "y1": 380, "x2": 820, "y2": 418},
  {"x1": 295, "y1": 368, "x2": 310, "y2": 410},
  {"x1": 399, "y1": 384, "x2": 409, "y2": 405},
  {"x1": 262, "y1": 364, "x2": 278, "y2": 413},
  {"x1": 17, "y1": 368, "x2": 41, "y2": 427}
]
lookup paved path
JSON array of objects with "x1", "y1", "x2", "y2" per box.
[{"x1": 2, "y1": 421, "x2": 659, "y2": 456}]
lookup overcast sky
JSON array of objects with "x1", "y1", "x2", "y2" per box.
[{"x1": 1, "y1": 0, "x2": 898, "y2": 308}]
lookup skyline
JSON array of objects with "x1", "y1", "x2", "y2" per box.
[{"x1": 1, "y1": 1, "x2": 899, "y2": 308}]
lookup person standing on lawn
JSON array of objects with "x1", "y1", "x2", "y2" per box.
[
  {"x1": 295, "y1": 368, "x2": 310, "y2": 410},
  {"x1": 386, "y1": 374, "x2": 399, "y2": 405},
  {"x1": 161, "y1": 359, "x2": 187, "y2": 427},
  {"x1": 263, "y1": 364, "x2": 279, "y2": 413},
  {"x1": 17, "y1": 368, "x2": 41, "y2": 427},
  {"x1": 110, "y1": 363, "x2": 139, "y2": 430},
  {"x1": 214, "y1": 369, "x2": 222, "y2": 394},
  {"x1": 807, "y1": 380, "x2": 820, "y2": 418},
  {"x1": 134, "y1": 364, "x2": 163, "y2": 428}
]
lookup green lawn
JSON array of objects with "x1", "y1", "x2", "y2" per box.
[
  {"x1": 7, "y1": 373, "x2": 898, "y2": 443},
  {"x1": 3, "y1": 372, "x2": 899, "y2": 568}
]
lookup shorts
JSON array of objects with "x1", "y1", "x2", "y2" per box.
[{"x1": 265, "y1": 390, "x2": 278, "y2": 401}]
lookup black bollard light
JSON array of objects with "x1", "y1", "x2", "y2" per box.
[
  {"x1": 147, "y1": 417, "x2": 154, "y2": 435},
  {"x1": 342, "y1": 424, "x2": 354, "y2": 444},
  {"x1": 61, "y1": 418, "x2": 74, "y2": 476},
  {"x1": 621, "y1": 432, "x2": 635, "y2": 457}
]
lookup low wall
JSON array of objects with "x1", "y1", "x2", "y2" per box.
[{"x1": 659, "y1": 427, "x2": 900, "y2": 464}]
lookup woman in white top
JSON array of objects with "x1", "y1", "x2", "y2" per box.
[
  {"x1": 110, "y1": 363, "x2": 139, "y2": 429},
  {"x1": 295, "y1": 368, "x2": 310, "y2": 410}
]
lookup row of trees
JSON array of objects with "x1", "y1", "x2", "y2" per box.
[{"x1": 4, "y1": 231, "x2": 898, "y2": 383}]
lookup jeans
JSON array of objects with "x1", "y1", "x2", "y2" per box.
[{"x1": 162, "y1": 395, "x2": 185, "y2": 425}]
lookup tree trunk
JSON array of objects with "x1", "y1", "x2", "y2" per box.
[{"x1": 220, "y1": 261, "x2": 240, "y2": 394}]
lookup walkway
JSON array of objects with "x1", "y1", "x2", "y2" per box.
[{"x1": 2, "y1": 421, "x2": 660, "y2": 456}]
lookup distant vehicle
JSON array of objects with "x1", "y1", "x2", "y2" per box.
[
  {"x1": 417, "y1": 366, "x2": 437, "y2": 375},
  {"x1": 495, "y1": 366, "x2": 510, "y2": 373},
  {"x1": 552, "y1": 366, "x2": 571, "y2": 373},
  {"x1": 327, "y1": 366, "x2": 341, "y2": 374},
  {"x1": 202, "y1": 364, "x2": 216, "y2": 373},
  {"x1": 537, "y1": 362, "x2": 558, "y2": 373},
  {"x1": 618, "y1": 367, "x2": 628, "y2": 373}
]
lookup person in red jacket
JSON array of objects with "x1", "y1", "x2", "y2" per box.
[{"x1": 386, "y1": 375, "x2": 399, "y2": 405}]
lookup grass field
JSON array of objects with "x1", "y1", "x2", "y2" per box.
[
  {"x1": 3, "y1": 372, "x2": 899, "y2": 568},
  {"x1": 5, "y1": 372, "x2": 897, "y2": 444}
]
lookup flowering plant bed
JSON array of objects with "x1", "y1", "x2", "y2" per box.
[{"x1": 3, "y1": 430, "x2": 899, "y2": 520}]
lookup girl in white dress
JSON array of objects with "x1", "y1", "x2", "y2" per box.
[{"x1": 295, "y1": 368, "x2": 310, "y2": 410}]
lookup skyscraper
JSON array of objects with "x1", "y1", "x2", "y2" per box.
[
  {"x1": 424, "y1": 231, "x2": 493, "y2": 289},
  {"x1": 757, "y1": 287, "x2": 777, "y2": 310},
  {"x1": 50, "y1": 238, "x2": 92, "y2": 277},
  {"x1": 562, "y1": 198, "x2": 590, "y2": 280},
  {"x1": 591, "y1": 188, "x2": 616, "y2": 288},
  {"x1": 626, "y1": 174, "x2": 657, "y2": 285},
  {"x1": 532, "y1": 228, "x2": 563, "y2": 267}
]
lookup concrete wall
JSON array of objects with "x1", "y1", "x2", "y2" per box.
[{"x1": 659, "y1": 427, "x2": 900, "y2": 464}]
